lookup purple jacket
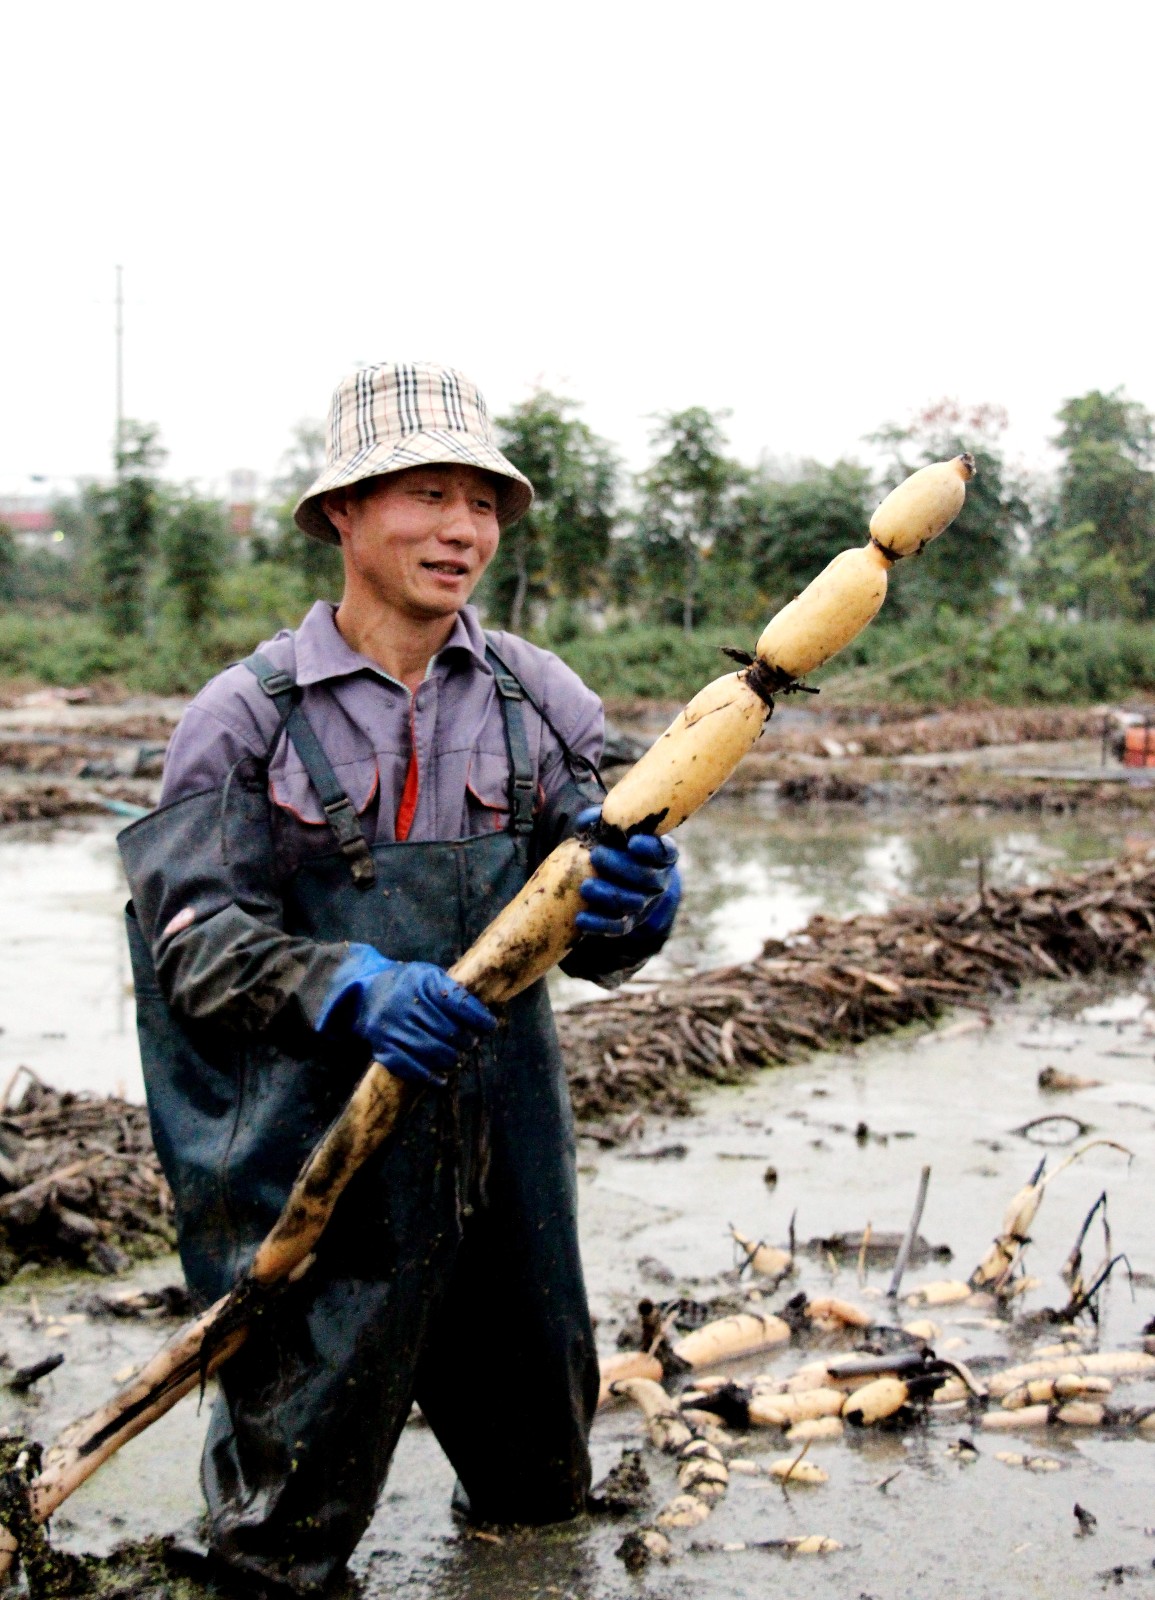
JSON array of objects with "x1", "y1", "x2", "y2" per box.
[
  {"x1": 138, "y1": 602, "x2": 655, "y2": 1038},
  {"x1": 162, "y1": 601, "x2": 604, "y2": 857}
]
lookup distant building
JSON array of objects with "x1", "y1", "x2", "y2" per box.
[{"x1": 0, "y1": 490, "x2": 64, "y2": 551}]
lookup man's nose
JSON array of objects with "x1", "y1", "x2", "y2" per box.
[{"x1": 439, "y1": 493, "x2": 476, "y2": 542}]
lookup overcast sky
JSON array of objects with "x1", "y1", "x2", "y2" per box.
[{"x1": 3, "y1": 0, "x2": 1153, "y2": 498}]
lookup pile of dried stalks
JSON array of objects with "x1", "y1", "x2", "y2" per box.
[
  {"x1": 558, "y1": 854, "x2": 1155, "y2": 1134},
  {"x1": 766, "y1": 705, "x2": 1106, "y2": 760},
  {"x1": 0, "y1": 1069, "x2": 174, "y2": 1280},
  {"x1": 769, "y1": 766, "x2": 1155, "y2": 812},
  {"x1": 0, "y1": 783, "x2": 153, "y2": 825},
  {"x1": 0, "y1": 786, "x2": 101, "y2": 826}
]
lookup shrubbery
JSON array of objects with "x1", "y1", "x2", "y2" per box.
[
  {"x1": 545, "y1": 613, "x2": 1155, "y2": 708},
  {"x1": 1, "y1": 604, "x2": 1152, "y2": 709},
  {"x1": 0, "y1": 567, "x2": 316, "y2": 696}
]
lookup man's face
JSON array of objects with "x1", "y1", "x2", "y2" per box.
[{"x1": 328, "y1": 465, "x2": 501, "y2": 621}]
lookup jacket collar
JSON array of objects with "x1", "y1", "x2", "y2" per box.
[{"x1": 292, "y1": 601, "x2": 491, "y2": 688}]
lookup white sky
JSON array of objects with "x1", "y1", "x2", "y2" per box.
[{"x1": 3, "y1": 0, "x2": 1153, "y2": 497}]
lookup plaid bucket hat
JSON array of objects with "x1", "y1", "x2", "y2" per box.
[{"x1": 294, "y1": 361, "x2": 534, "y2": 544}]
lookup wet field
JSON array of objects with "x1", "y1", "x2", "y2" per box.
[
  {"x1": 1, "y1": 804, "x2": 1155, "y2": 1596},
  {"x1": 0, "y1": 801, "x2": 1141, "y2": 1094}
]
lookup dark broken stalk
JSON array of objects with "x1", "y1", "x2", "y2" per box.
[
  {"x1": 6, "y1": 1356, "x2": 64, "y2": 1394},
  {"x1": 1062, "y1": 1191, "x2": 1109, "y2": 1290},
  {"x1": 888, "y1": 1165, "x2": 931, "y2": 1300},
  {"x1": 1056, "y1": 1253, "x2": 1133, "y2": 1325}
]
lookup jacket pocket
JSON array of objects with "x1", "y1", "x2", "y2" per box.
[
  {"x1": 464, "y1": 749, "x2": 514, "y2": 833},
  {"x1": 269, "y1": 753, "x2": 380, "y2": 825}
]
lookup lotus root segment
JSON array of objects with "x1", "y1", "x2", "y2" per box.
[
  {"x1": 869, "y1": 454, "x2": 976, "y2": 558},
  {"x1": 449, "y1": 837, "x2": 593, "y2": 1003},
  {"x1": 601, "y1": 673, "x2": 769, "y2": 837},
  {"x1": 755, "y1": 545, "x2": 890, "y2": 681}
]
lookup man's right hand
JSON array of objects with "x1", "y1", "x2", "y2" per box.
[{"x1": 316, "y1": 944, "x2": 496, "y2": 1087}]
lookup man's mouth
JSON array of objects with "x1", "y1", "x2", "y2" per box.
[{"x1": 422, "y1": 561, "x2": 470, "y2": 578}]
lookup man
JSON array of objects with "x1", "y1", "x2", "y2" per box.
[{"x1": 119, "y1": 362, "x2": 680, "y2": 1597}]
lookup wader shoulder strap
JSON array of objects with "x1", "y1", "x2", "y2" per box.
[
  {"x1": 483, "y1": 636, "x2": 607, "y2": 802},
  {"x1": 241, "y1": 652, "x2": 377, "y2": 888},
  {"x1": 484, "y1": 645, "x2": 536, "y2": 835}
]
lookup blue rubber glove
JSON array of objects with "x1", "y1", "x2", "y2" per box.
[
  {"x1": 315, "y1": 944, "x2": 496, "y2": 1088},
  {"x1": 574, "y1": 805, "x2": 681, "y2": 938}
]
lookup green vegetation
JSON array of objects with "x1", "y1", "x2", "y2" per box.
[
  {"x1": 629, "y1": 407, "x2": 743, "y2": 633},
  {"x1": 546, "y1": 614, "x2": 1155, "y2": 707},
  {"x1": 815, "y1": 612, "x2": 1155, "y2": 708},
  {"x1": 92, "y1": 423, "x2": 166, "y2": 634},
  {"x1": 0, "y1": 521, "x2": 15, "y2": 603},
  {"x1": 479, "y1": 393, "x2": 617, "y2": 632},
  {"x1": 2, "y1": 384, "x2": 1154, "y2": 706}
]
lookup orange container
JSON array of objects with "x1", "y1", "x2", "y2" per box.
[{"x1": 1123, "y1": 726, "x2": 1155, "y2": 767}]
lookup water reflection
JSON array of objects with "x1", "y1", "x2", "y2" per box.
[
  {"x1": 554, "y1": 794, "x2": 1137, "y2": 1005},
  {"x1": 0, "y1": 818, "x2": 138, "y2": 1099},
  {"x1": 0, "y1": 809, "x2": 1140, "y2": 1098}
]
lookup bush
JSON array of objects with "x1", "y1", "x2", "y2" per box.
[
  {"x1": 2, "y1": 602, "x2": 1153, "y2": 709},
  {"x1": 812, "y1": 612, "x2": 1155, "y2": 705},
  {"x1": 542, "y1": 613, "x2": 1155, "y2": 707},
  {"x1": 0, "y1": 568, "x2": 316, "y2": 696},
  {"x1": 0, "y1": 613, "x2": 138, "y2": 686},
  {"x1": 547, "y1": 624, "x2": 742, "y2": 702}
]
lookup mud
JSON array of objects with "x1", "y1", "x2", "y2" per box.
[
  {"x1": 737, "y1": 753, "x2": 1155, "y2": 815},
  {"x1": 558, "y1": 847, "x2": 1155, "y2": 1133},
  {"x1": 0, "y1": 786, "x2": 153, "y2": 828},
  {"x1": 4, "y1": 980, "x2": 1155, "y2": 1596},
  {"x1": 0, "y1": 697, "x2": 1148, "y2": 836},
  {"x1": 761, "y1": 703, "x2": 1113, "y2": 761}
]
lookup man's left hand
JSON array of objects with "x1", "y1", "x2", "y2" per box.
[{"x1": 574, "y1": 805, "x2": 681, "y2": 938}]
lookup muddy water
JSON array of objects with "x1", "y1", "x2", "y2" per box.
[
  {"x1": 4, "y1": 983, "x2": 1155, "y2": 1598},
  {"x1": 3, "y1": 809, "x2": 1155, "y2": 1597},
  {"x1": 0, "y1": 806, "x2": 1140, "y2": 1102},
  {"x1": 0, "y1": 820, "x2": 137, "y2": 1099},
  {"x1": 605, "y1": 792, "x2": 1140, "y2": 985}
]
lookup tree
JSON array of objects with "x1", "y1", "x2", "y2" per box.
[
  {"x1": 735, "y1": 460, "x2": 873, "y2": 619},
  {"x1": 93, "y1": 422, "x2": 165, "y2": 633},
  {"x1": 264, "y1": 421, "x2": 344, "y2": 597},
  {"x1": 633, "y1": 408, "x2": 741, "y2": 633},
  {"x1": 1055, "y1": 389, "x2": 1154, "y2": 460},
  {"x1": 0, "y1": 521, "x2": 15, "y2": 603},
  {"x1": 1027, "y1": 520, "x2": 1134, "y2": 620},
  {"x1": 161, "y1": 494, "x2": 230, "y2": 630},
  {"x1": 1047, "y1": 389, "x2": 1155, "y2": 618},
  {"x1": 484, "y1": 392, "x2": 618, "y2": 631},
  {"x1": 868, "y1": 401, "x2": 1027, "y2": 615}
]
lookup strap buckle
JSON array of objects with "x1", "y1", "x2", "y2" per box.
[
  {"x1": 493, "y1": 672, "x2": 525, "y2": 701},
  {"x1": 256, "y1": 669, "x2": 296, "y2": 699},
  {"x1": 322, "y1": 797, "x2": 378, "y2": 887},
  {"x1": 510, "y1": 775, "x2": 535, "y2": 834}
]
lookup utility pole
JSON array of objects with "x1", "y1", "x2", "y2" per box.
[{"x1": 114, "y1": 264, "x2": 124, "y2": 480}]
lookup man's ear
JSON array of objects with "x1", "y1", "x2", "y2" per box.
[{"x1": 320, "y1": 490, "x2": 353, "y2": 540}]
